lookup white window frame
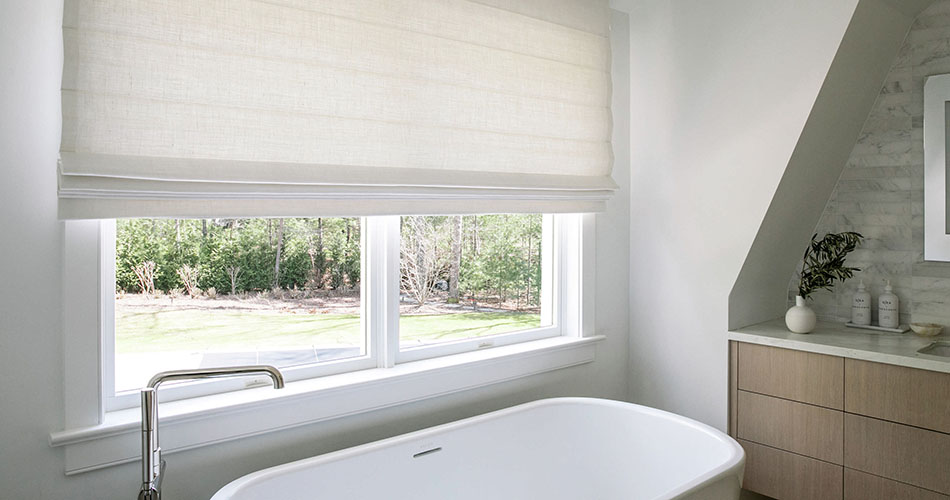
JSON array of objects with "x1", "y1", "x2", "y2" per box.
[
  {"x1": 395, "y1": 214, "x2": 559, "y2": 363},
  {"x1": 52, "y1": 214, "x2": 600, "y2": 475},
  {"x1": 103, "y1": 218, "x2": 378, "y2": 411}
]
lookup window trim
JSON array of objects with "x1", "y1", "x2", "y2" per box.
[
  {"x1": 51, "y1": 334, "x2": 602, "y2": 475},
  {"x1": 54, "y1": 214, "x2": 598, "y2": 474}
]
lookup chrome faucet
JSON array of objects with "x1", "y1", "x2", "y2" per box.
[{"x1": 137, "y1": 365, "x2": 285, "y2": 500}]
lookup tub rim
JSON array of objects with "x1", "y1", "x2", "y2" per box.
[{"x1": 210, "y1": 397, "x2": 745, "y2": 500}]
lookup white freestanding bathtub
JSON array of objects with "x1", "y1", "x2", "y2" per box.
[{"x1": 211, "y1": 398, "x2": 744, "y2": 500}]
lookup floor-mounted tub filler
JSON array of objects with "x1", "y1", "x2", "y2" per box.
[
  {"x1": 137, "y1": 365, "x2": 286, "y2": 500},
  {"x1": 211, "y1": 398, "x2": 744, "y2": 500}
]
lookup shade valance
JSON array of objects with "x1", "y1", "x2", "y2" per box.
[{"x1": 59, "y1": 0, "x2": 615, "y2": 218}]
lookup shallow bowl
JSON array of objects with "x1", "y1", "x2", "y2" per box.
[{"x1": 910, "y1": 322, "x2": 943, "y2": 337}]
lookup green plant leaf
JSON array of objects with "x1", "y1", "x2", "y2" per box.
[{"x1": 798, "y1": 232, "x2": 864, "y2": 299}]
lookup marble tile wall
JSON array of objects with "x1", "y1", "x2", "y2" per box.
[{"x1": 788, "y1": 0, "x2": 950, "y2": 326}]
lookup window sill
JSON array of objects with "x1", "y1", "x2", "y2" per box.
[{"x1": 49, "y1": 335, "x2": 603, "y2": 475}]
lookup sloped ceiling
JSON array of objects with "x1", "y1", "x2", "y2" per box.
[{"x1": 729, "y1": 0, "x2": 933, "y2": 328}]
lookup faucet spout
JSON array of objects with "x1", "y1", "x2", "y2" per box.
[
  {"x1": 147, "y1": 364, "x2": 284, "y2": 389},
  {"x1": 138, "y1": 365, "x2": 284, "y2": 499}
]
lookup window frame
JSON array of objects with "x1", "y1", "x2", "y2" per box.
[
  {"x1": 102, "y1": 215, "x2": 561, "y2": 410},
  {"x1": 395, "y1": 214, "x2": 560, "y2": 363},
  {"x1": 103, "y1": 218, "x2": 378, "y2": 411},
  {"x1": 55, "y1": 213, "x2": 598, "y2": 474}
]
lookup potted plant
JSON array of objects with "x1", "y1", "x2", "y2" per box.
[{"x1": 788, "y1": 231, "x2": 864, "y2": 333}]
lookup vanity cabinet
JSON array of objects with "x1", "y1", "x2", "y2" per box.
[
  {"x1": 844, "y1": 358, "x2": 950, "y2": 434},
  {"x1": 844, "y1": 413, "x2": 950, "y2": 495},
  {"x1": 740, "y1": 439, "x2": 843, "y2": 500},
  {"x1": 736, "y1": 342, "x2": 843, "y2": 409},
  {"x1": 844, "y1": 469, "x2": 948, "y2": 500},
  {"x1": 737, "y1": 390, "x2": 843, "y2": 463},
  {"x1": 730, "y1": 341, "x2": 950, "y2": 500}
]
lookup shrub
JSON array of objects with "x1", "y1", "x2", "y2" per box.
[
  {"x1": 115, "y1": 216, "x2": 543, "y2": 309},
  {"x1": 133, "y1": 261, "x2": 156, "y2": 295},
  {"x1": 176, "y1": 265, "x2": 201, "y2": 298}
]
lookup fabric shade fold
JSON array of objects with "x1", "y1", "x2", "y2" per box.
[{"x1": 59, "y1": 0, "x2": 615, "y2": 219}]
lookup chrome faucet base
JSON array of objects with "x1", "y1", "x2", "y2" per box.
[
  {"x1": 137, "y1": 365, "x2": 283, "y2": 499},
  {"x1": 138, "y1": 458, "x2": 165, "y2": 500},
  {"x1": 137, "y1": 488, "x2": 159, "y2": 500}
]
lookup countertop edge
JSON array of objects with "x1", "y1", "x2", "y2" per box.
[{"x1": 728, "y1": 320, "x2": 950, "y2": 374}]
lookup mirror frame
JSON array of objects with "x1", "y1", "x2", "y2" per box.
[{"x1": 923, "y1": 74, "x2": 950, "y2": 261}]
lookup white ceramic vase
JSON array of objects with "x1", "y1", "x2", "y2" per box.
[{"x1": 785, "y1": 295, "x2": 816, "y2": 334}]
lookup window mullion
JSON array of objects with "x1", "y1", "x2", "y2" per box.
[
  {"x1": 384, "y1": 216, "x2": 402, "y2": 366},
  {"x1": 556, "y1": 214, "x2": 584, "y2": 338},
  {"x1": 541, "y1": 214, "x2": 555, "y2": 327},
  {"x1": 366, "y1": 216, "x2": 400, "y2": 368}
]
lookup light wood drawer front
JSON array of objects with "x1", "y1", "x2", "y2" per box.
[
  {"x1": 844, "y1": 414, "x2": 950, "y2": 495},
  {"x1": 740, "y1": 439, "x2": 843, "y2": 500},
  {"x1": 845, "y1": 358, "x2": 950, "y2": 433},
  {"x1": 737, "y1": 342, "x2": 843, "y2": 409},
  {"x1": 844, "y1": 469, "x2": 949, "y2": 500},
  {"x1": 737, "y1": 390, "x2": 843, "y2": 463}
]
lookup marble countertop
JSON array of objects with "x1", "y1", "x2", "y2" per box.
[{"x1": 729, "y1": 318, "x2": 950, "y2": 374}]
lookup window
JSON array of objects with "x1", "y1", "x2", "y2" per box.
[
  {"x1": 54, "y1": 0, "x2": 613, "y2": 474},
  {"x1": 100, "y1": 214, "x2": 568, "y2": 410},
  {"x1": 56, "y1": 212, "x2": 597, "y2": 474},
  {"x1": 397, "y1": 214, "x2": 555, "y2": 361},
  {"x1": 108, "y1": 218, "x2": 369, "y2": 408}
]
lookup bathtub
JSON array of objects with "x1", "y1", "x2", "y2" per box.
[{"x1": 211, "y1": 398, "x2": 744, "y2": 500}]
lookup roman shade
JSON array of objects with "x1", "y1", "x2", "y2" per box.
[{"x1": 59, "y1": 0, "x2": 615, "y2": 219}]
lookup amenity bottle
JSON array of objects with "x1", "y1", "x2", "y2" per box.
[
  {"x1": 879, "y1": 280, "x2": 899, "y2": 329},
  {"x1": 852, "y1": 281, "x2": 871, "y2": 326}
]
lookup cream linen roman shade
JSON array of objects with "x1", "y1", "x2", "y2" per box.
[{"x1": 59, "y1": 0, "x2": 615, "y2": 219}]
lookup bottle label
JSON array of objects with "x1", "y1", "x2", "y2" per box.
[
  {"x1": 879, "y1": 296, "x2": 899, "y2": 328},
  {"x1": 853, "y1": 303, "x2": 871, "y2": 325}
]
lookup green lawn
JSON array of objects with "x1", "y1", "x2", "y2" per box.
[{"x1": 116, "y1": 308, "x2": 541, "y2": 353}]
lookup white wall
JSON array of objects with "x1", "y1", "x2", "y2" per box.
[
  {"x1": 626, "y1": 0, "x2": 860, "y2": 429},
  {"x1": 0, "y1": 3, "x2": 630, "y2": 499}
]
